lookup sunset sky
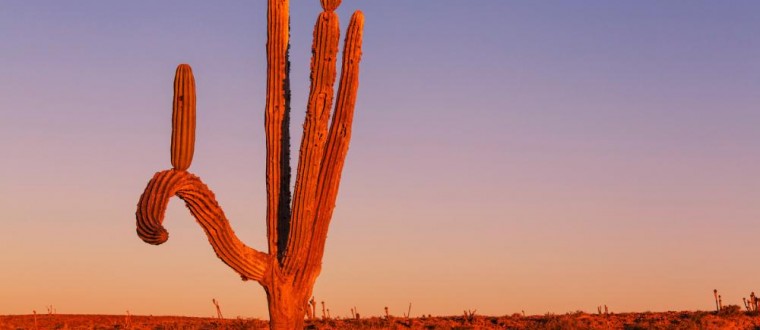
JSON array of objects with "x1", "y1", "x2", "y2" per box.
[{"x1": 1, "y1": 0, "x2": 759, "y2": 319}]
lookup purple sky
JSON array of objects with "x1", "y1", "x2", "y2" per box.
[{"x1": 1, "y1": 0, "x2": 759, "y2": 319}]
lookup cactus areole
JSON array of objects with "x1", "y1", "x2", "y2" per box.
[{"x1": 135, "y1": 1, "x2": 364, "y2": 328}]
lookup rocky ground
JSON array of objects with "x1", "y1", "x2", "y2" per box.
[{"x1": 3, "y1": 310, "x2": 760, "y2": 329}]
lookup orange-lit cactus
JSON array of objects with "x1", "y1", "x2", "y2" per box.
[
  {"x1": 170, "y1": 64, "x2": 195, "y2": 171},
  {"x1": 135, "y1": 1, "x2": 364, "y2": 329}
]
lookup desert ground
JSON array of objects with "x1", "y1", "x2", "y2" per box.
[{"x1": 3, "y1": 310, "x2": 760, "y2": 329}]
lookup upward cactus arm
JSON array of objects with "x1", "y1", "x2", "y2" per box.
[
  {"x1": 320, "y1": 0, "x2": 342, "y2": 12},
  {"x1": 285, "y1": 6, "x2": 341, "y2": 273},
  {"x1": 264, "y1": 0, "x2": 291, "y2": 261},
  {"x1": 170, "y1": 64, "x2": 196, "y2": 171},
  {"x1": 136, "y1": 170, "x2": 270, "y2": 282},
  {"x1": 307, "y1": 11, "x2": 365, "y2": 269}
]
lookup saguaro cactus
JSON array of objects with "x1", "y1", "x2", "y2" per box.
[{"x1": 135, "y1": 1, "x2": 364, "y2": 329}]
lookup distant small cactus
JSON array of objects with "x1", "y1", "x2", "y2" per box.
[
  {"x1": 212, "y1": 299, "x2": 223, "y2": 319},
  {"x1": 307, "y1": 297, "x2": 316, "y2": 321},
  {"x1": 714, "y1": 289, "x2": 720, "y2": 312},
  {"x1": 464, "y1": 309, "x2": 477, "y2": 323}
]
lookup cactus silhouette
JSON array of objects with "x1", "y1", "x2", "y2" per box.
[{"x1": 135, "y1": 1, "x2": 364, "y2": 328}]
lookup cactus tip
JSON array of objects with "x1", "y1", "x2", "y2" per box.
[
  {"x1": 351, "y1": 10, "x2": 365, "y2": 25},
  {"x1": 138, "y1": 227, "x2": 169, "y2": 245},
  {"x1": 320, "y1": 0, "x2": 342, "y2": 12}
]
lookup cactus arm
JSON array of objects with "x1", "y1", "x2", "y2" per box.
[
  {"x1": 320, "y1": 0, "x2": 342, "y2": 12},
  {"x1": 265, "y1": 0, "x2": 292, "y2": 262},
  {"x1": 136, "y1": 169, "x2": 270, "y2": 282},
  {"x1": 307, "y1": 11, "x2": 365, "y2": 269},
  {"x1": 285, "y1": 4, "x2": 341, "y2": 274},
  {"x1": 170, "y1": 64, "x2": 196, "y2": 171}
]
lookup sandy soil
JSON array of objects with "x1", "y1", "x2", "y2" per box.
[{"x1": 2, "y1": 311, "x2": 760, "y2": 329}]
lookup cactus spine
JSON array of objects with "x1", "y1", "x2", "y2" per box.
[{"x1": 135, "y1": 1, "x2": 364, "y2": 329}]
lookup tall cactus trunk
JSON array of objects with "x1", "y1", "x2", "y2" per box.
[
  {"x1": 264, "y1": 277, "x2": 312, "y2": 329},
  {"x1": 267, "y1": 299, "x2": 304, "y2": 329},
  {"x1": 135, "y1": 1, "x2": 363, "y2": 329}
]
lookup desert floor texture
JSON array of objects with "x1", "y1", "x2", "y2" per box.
[{"x1": 3, "y1": 310, "x2": 760, "y2": 329}]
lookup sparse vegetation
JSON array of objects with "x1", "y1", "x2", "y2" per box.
[
  {"x1": 744, "y1": 292, "x2": 759, "y2": 313},
  {"x1": 714, "y1": 289, "x2": 720, "y2": 312},
  {"x1": 5, "y1": 312, "x2": 760, "y2": 330},
  {"x1": 6, "y1": 290, "x2": 760, "y2": 329},
  {"x1": 718, "y1": 304, "x2": 742, "y2": 316},
  {"x1": 212, "y1": 299, "x2": 223, "y2": 320},
  {"x1": 125, "y1": 310, "x2": 131, "y2": 329},
  {"x1": 463, "y1": 309, "x2": 477, "y2": 324}
]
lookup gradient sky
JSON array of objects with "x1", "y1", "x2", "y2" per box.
[{"x1": 1, "y1": 0, "x2": 759, "y2": 319}]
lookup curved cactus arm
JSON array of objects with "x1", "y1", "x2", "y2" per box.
[
  {"x1": 265, "y1": 0, "x2": 292, "y2": 262},
  {"x1": 306, "y1": 10, "x2": 365, "y2": 270},
  {"x1": 136, "y1": 169, "x2": 270, "y2": 282},
  {"x1": 285, "y1": 2, "x2": 341, "y2": 273}
]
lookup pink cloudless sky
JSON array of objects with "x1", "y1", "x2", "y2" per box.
[{"x1": 1, "y1": 0, "x2": 759, "y2": 319}]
